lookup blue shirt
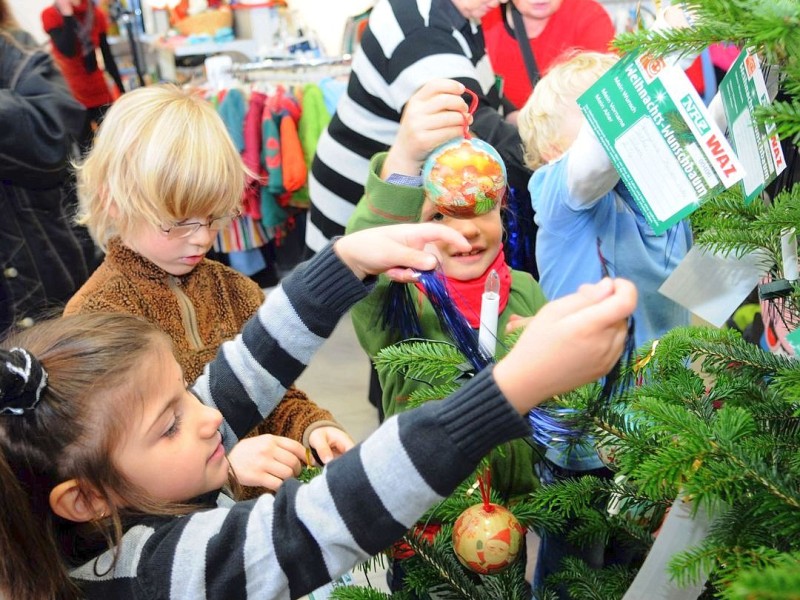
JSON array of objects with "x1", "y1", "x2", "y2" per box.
[{"x1": 531, "y1": 156, "x2": 692, "y2": 469}]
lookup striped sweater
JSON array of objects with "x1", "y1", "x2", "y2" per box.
[
  {"x1": 69, "y1": 243, "x2": 531, "y2": 599},
  {"x1": 306, "y1": 0, "x2": 528, "y2": 252}
]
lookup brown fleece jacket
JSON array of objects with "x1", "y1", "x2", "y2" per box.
[{"x1": 64, "y1": 238, "x2": 341, "y2": 449}]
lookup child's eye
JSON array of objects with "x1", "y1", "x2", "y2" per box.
[
  {"x1": 431, "y1": 212, "x2": 445, "y2": 222},
  {"x1": 164, "y1": 413, "x2": 182, "y2": 438}
]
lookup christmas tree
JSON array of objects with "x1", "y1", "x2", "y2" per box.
[{"x1": 331, "y1": 1, "x2": 800, "y2": 598}]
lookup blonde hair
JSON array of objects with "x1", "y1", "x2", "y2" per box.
[
  {"x1": 518, "y1": 51, "x2": 619, "y2": 170},
  {"x1": 75, "y1": 84, "x2": 248, "y2": 250},
  {"x1": 0, "y1": 0, "x2": 18, "y2": 29}
]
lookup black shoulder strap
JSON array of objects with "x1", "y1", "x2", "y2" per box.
[{"x1": 508, "y1": 3, "x2": 540, "y2": 87}]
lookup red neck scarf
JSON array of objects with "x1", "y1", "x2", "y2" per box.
[{"x1": 417, "y1": 245, "x2": 511, "y2": 328}]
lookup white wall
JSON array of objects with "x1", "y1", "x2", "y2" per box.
[
  {"x1": 9, "y1": 0, "x2": 52, "y2": 43},
  {"x1": 285, "y1": 0, "x2": 373, "y2": 56}
]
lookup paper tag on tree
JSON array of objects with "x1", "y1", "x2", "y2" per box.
[
  {"x1": 718, "y1": 48, "x2": 786, "y2": 203},
  {"x1": 578, "y1": 52, "x2": 744, "y2": 234},
  {"x1": 658, "y1": 245, "x2": 771, "y2": 327}
]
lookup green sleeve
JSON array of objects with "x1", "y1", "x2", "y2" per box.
[
  {"x1": 345, "y1": 152, "x2": 426, "y2": 234},
  {"x1": 349, "y1": 151, "x2": 428, "y2": 367}
]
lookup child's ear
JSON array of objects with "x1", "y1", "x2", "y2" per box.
[
  {"x1": 106, "y1": 199, "x2": 119, "y2": 219},
  {"x1": 49, "y1": 480, "x2": 110, "y2": 523}
]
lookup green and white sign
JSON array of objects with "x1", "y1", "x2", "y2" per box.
[
  {"x1": 719, "y1": 49, "x2": 786, "y2": 203},
  {"x1": 578, "y1": 52, "x2": 744, "y2": 234}
]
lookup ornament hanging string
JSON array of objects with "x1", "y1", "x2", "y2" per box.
[
  {"x1": 477, "y1": 467, "x2": 493, "y2": 512},
  {"x1": 461, "y1": 88, "x2": 479, "y2": 139}
]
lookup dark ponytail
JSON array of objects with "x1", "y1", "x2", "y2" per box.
[
  {"x1": 0, "y1": 314, "x2": 170, "y2": 599},
  {"x1": 0, "y1": 346, "x2": 79, "y2": 599},
  {"x1": 0, "y1": 449, "x2": 79, "y2": 599}
]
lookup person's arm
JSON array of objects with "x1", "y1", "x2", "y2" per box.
[
  {"x1": 0, "y1": 37, "x2": 85, "y2": 187},
  {"x1": 98, "y1": 34, "x2": 125, "y2": 95},
  {"x1": 345, "y1": 154, "x2": 428, "y2": 358},
  {"x1": 564, "y1": 122, "x2": 620, "y2": 206},
  {"x1": 41, "y1": 3, "x2": 80, "y2": 57},
  {"x1": 347, "y1": 78, "x2": 471, "y2": 231},
  {"x1": 194, "y1": 225, "x2": 473, "y2": 443},
  {"x1": 382, "y1": 30, "x2": 531, "y2": 190},
  {"x1": 116, "y1": 277, "x2": 635, "y2": 599}
]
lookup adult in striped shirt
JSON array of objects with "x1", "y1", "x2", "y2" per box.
[{"x1": 306, "y1": 0, "x2": 529, "y2": 253}]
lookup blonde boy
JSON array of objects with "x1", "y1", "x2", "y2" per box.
[
  {"x1": 518, "y1": 51, "x2": 692, "y2": 595},
  {"x1": 518, "y1": 51, "x2": 691, "y2": 352},
  {"x1": 66, "y1": 85, "x2": 353, "y2": 494}
]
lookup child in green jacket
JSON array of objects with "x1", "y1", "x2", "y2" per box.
[{"x1": 347, "y1": 79, "x2": 547, "y2": 500}]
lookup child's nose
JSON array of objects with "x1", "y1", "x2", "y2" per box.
[
  {"x1": 188, "y1": 224, "x2": 216, "y2": 246},
  {"x1": 199, "y1": 405, "x2": 224, "y2": 437},
  {"x1": 449, "y1": 218, "x2": 480, "y2": 239}
]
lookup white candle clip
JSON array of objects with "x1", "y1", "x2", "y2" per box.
[{"x1": 478, "y1": 269, "x2": 500, "y2": 357}]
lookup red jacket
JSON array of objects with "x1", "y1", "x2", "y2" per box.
[{"x1": 482, "y1": 0, "x2": 616, "y2": 109}]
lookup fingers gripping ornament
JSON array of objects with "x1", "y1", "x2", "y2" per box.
[
  {"x1": 422, "y1": 90, "x2": 507, "y2": 218},
  {"x1": 452, "y1": 471, "x2": 525, "y2": 575}
]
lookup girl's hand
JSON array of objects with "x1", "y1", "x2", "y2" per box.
[
  {"x1": 334, "y1": 222, "x2": 470, "y2": 281},
  {"x1": 55, "y1": 0, "x2": 75, "y2": 16},
  {"x1": 307, "y1": 426, "x2": 355, "y2": 465},
  {"x1": 494, "y1": 278, "x2": 637, "y2": 412},
  {"x1": 381, "y1": 79, "x2": 472, "y2": 178},
  {"x1": 227, "y1": 434, "x2": 307, "y2": 491}
]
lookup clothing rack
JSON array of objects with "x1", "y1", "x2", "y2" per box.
[{"x1": 229, "y1": 54, "x2": 352, "y2": 82}]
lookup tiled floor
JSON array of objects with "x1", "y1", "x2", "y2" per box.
[{"x1": 294, "y1": 311, "x2": 538, "y2": 593}]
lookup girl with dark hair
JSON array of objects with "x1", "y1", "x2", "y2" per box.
[{"x1": 0, "y1": 223, "x2": 636, "y2": 599}]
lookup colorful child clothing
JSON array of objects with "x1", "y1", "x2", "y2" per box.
[
  {"x1": 347, "y1": 153, "x2": 547, "y2": 498},
  {"x1": 67, "y1": 243, "x2": 533, "y2": 598},
  {"x1": 64, "y1": 238, "x2": 339, "y2": 447}
]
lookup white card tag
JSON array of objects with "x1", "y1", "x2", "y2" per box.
[{"x1": 658, "y1": 245, "x2": 771, "y2": 327}]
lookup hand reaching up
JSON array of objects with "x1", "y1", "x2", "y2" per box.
[
  {"x1": 494, "y1": 278, "x2": 637, "y2": 412},
  {"x1": 381, "y1": 78, "x2": 472, "y2": 178},
  {"x1": 334, "y1": 222, "x2": 470, "y2": 281}
]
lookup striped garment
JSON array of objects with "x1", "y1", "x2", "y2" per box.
[
  {"x1": 306, "y1": 0, "x2": 527, "y2": 252},
  {"x1": 69, "y1": 243, "x2": 531, "y2": 599}
]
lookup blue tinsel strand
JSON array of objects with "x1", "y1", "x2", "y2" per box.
[
  {"x1": 415, "y1": 270, "x2": 493, "y2": 372},
  {"x1": 503, "y1": 185, "x2": 538, "y2": 278},
  {"x1": 382, "y1": 268, "x2": 636, "y2": 450},
  {"x1": 382, "y1": 281, "x2": 424, "y2": 340}
]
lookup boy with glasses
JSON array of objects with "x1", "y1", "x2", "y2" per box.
[{"x1": 65, "y1": 85, "x2": 353, "y2": 498}]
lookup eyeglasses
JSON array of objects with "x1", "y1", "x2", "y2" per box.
[{"x1": 160, "y1": 211, "x2": 240, "y2": 240}]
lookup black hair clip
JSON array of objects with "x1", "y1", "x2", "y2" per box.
[{"x1": 0, "y1": 348, "x2": 48, "y2": 416}]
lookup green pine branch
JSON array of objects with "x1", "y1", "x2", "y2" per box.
[
  {"x1": 722, "y1": 551, "x2": 800, "y2": 600},
  {"x1": 546, "y1": 557, "x2": 636, "y2": 600},
  {"x1": 374, "y1": 339, "x2": 470, "y2": 383}
]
